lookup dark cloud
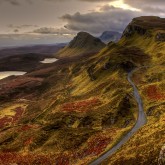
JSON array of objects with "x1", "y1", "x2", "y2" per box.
[
  {"x1": 13, "y1": 29, "x2": 19, "y2": 33},
  {"x1": 8, "y1": 24, "x2": 38, "y2": 29},
  {"x1": 33, "y1": 27, "x2": 59, "y2": 34},
  {"x1": 61, "y1": 7, "x2": 141, "y2": 34},
  {"x1": 1, "y1": 0, "x2": 116, "y2": 6},
  {"x1": 4, "y1": 0, "x2": 20, "y2": 6},
  {"x1": 32, "y1": 27, "x2": 74, "y2": 35},
  {"x1": 80, "y1": 0, "x2": 115, "y2": 2},
  {"x1": 0, "y1": 0, "x2": 32, "y2": 6}
]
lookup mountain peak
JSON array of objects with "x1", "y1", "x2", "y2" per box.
[
  {"x1": 68, "y1": 31, "x2": 104, "y2": 48},
  {"x1": 122, "y1": 16, "x2": 165, "y2": 38},
  {"x1": 56, "y1": 32, "x2": 105, "y2": 58}
]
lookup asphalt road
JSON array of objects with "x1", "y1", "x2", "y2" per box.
[{"x1": 89, "y1": 70, "x2": 147, "y2": 165}]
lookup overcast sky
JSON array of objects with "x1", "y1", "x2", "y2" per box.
[{"x1": 0, "y1": 0, "x2": 165, "y2": 47}]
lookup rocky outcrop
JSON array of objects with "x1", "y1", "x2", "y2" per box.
[
  {"x1": 122, "y1": 16, "x2": 165, "y2": 38},
  {"x1": 87, "y1": 65, "x2": 96, "y2": 81},
  {"x1": 156, "y1": 33, "x2": 165, "y2": 42},
  {"x1": 122, "y1": 24, "x2": 147, "y2": 37}
]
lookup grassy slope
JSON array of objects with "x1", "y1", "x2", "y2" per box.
[
  {"x1": 0, "y1": 16, "x2": 164, "y2": 165},
  {"x1": 102, "y1": 17, "x2": 165, "y2": 165},
  {"x1": 0, "y1": 42, "x2": 143, "y2": 164}
]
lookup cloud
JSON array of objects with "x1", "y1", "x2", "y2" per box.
[
  {"x1": 32, "y1": 27, "x2": 75, "y2": 36},
  {"x1": 1, "y1": 0, "x2": 117, "y2": 6},
  {"x1": 13, "y1": 29, "x2": 19, "y2": 33},
  {"x1": 60, "y1": 6, "x2": 141, "y2": 34},
  {"x1": 124, "y1": 0, "x2": 165, "y2": 6},
  {"x1": 33, "y1": 27, "x2": 60, "y2": 34},
  {"x1": 59, "y1": 0, "x2": 165, "y2": 34},
  {"x1": 99, "y1": 5, "x2": 117, "y2": 12},
  {"x1": 8, "y1": 24, "x2": 39, "y2": 29},
  {"x1": 80, "y1": 0, "x2": 116, "y2": 2},
  {"x1": 124, "y1": 0, "x2": 165, "y2": 14},
  {"x1": 3, "y1": 0, "x2": 20, "y2": 5},
  {"x1": 0, "y1": 0, "x2": 33, "y2": 6}
]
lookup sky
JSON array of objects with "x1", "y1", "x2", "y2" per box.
[{"x1": 0, "y1": 0, "x2": 165, "y2": 47}]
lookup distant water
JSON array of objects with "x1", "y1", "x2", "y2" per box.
[
  {"x1": 0, "y1": 71, "x2": 26, "y2": 80},
  {"x1": 40, "y1": 58, "x2": 58, "y2": 64}
]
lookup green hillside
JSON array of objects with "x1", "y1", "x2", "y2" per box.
[{"x1": 0, "y1": 16, "x2": 164, "y2": 165}]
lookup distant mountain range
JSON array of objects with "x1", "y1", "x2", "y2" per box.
[
  {"x1": 0, "y1": 43, "x2": 66, "y2": 59},
  {"x1": 99, "y1": 31, "x2": 122, "y2": 43}
]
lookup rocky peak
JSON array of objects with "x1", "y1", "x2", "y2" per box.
[
  {"x1": 68, "y1": 31, "x2": 105, "y2": 49},
  {"x1": 55, "y1": 31, "x2": 105, "y2": 58},
  {"x1": 122, "y1": 16, "x2": 165, "y2": 38}
]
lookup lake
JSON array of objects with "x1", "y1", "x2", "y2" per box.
[
  {"x1": 40, "y1": 58, "x2": 58, "y2": 64},
  {"x1": 0, "y1": 71, "x2": 26, "y2": 80}
]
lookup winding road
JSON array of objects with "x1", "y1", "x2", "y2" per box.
[{"x1": 89, "y1": 69, "x2": 147, "y2": 165}]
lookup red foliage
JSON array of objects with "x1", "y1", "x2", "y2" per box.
[
  {"x1": 0, "y1": 153, "x2": 71, "y2": 165},
  {"x1": 0, "y1": 135, "x2": 110, "y2": 164},
  {"x1": 0, "y1": 77, "x2": 43, "y2": 98},
  {"x1": 55, "y1": 155, "x2": 70, "y2": 165},
  {"x1": 0, "y1": 153, "x2": 53, "y2": 165},
  {"x1": 84, "y1": 136, "x2": 111, "y2": 156},
  {"x1": 24, "y1": 137, "x2": 33, "y2": 146},
  {"x1": 12, "y1": 107, "x2": 24, "y2": 123},
  {"x1": 62, "y1": 98, "x2": 102, "y2": 112},
  {"x1": 0, "y1": 117, "x2": 12, "y2": 128},
  {"x1": 74, "y1": 136, "x2": 111, "y2": 160},
  {"x1": 0, "y1": 107, "x2": 24, "y2": 129},
  {"x1": 18, "y1": 124, "x2": 40, "y2": 132},
  {"x1": 20, "y1": 125, "x2": 33, "y2": 131},
  {"x1": 145, "y1": 85, "x2": 165, "y2": 101}
]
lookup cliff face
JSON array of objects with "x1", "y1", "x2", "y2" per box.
[
  {"x1": 122, "y1": 16, "x2": 165, "y2": 42},
  {"x1": 122, "y1": 23, "x2": 148, "y2": 37}
]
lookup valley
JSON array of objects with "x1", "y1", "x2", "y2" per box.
[{"x1": 0, "y1": 16, "x2": 164, "y2": 165}]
